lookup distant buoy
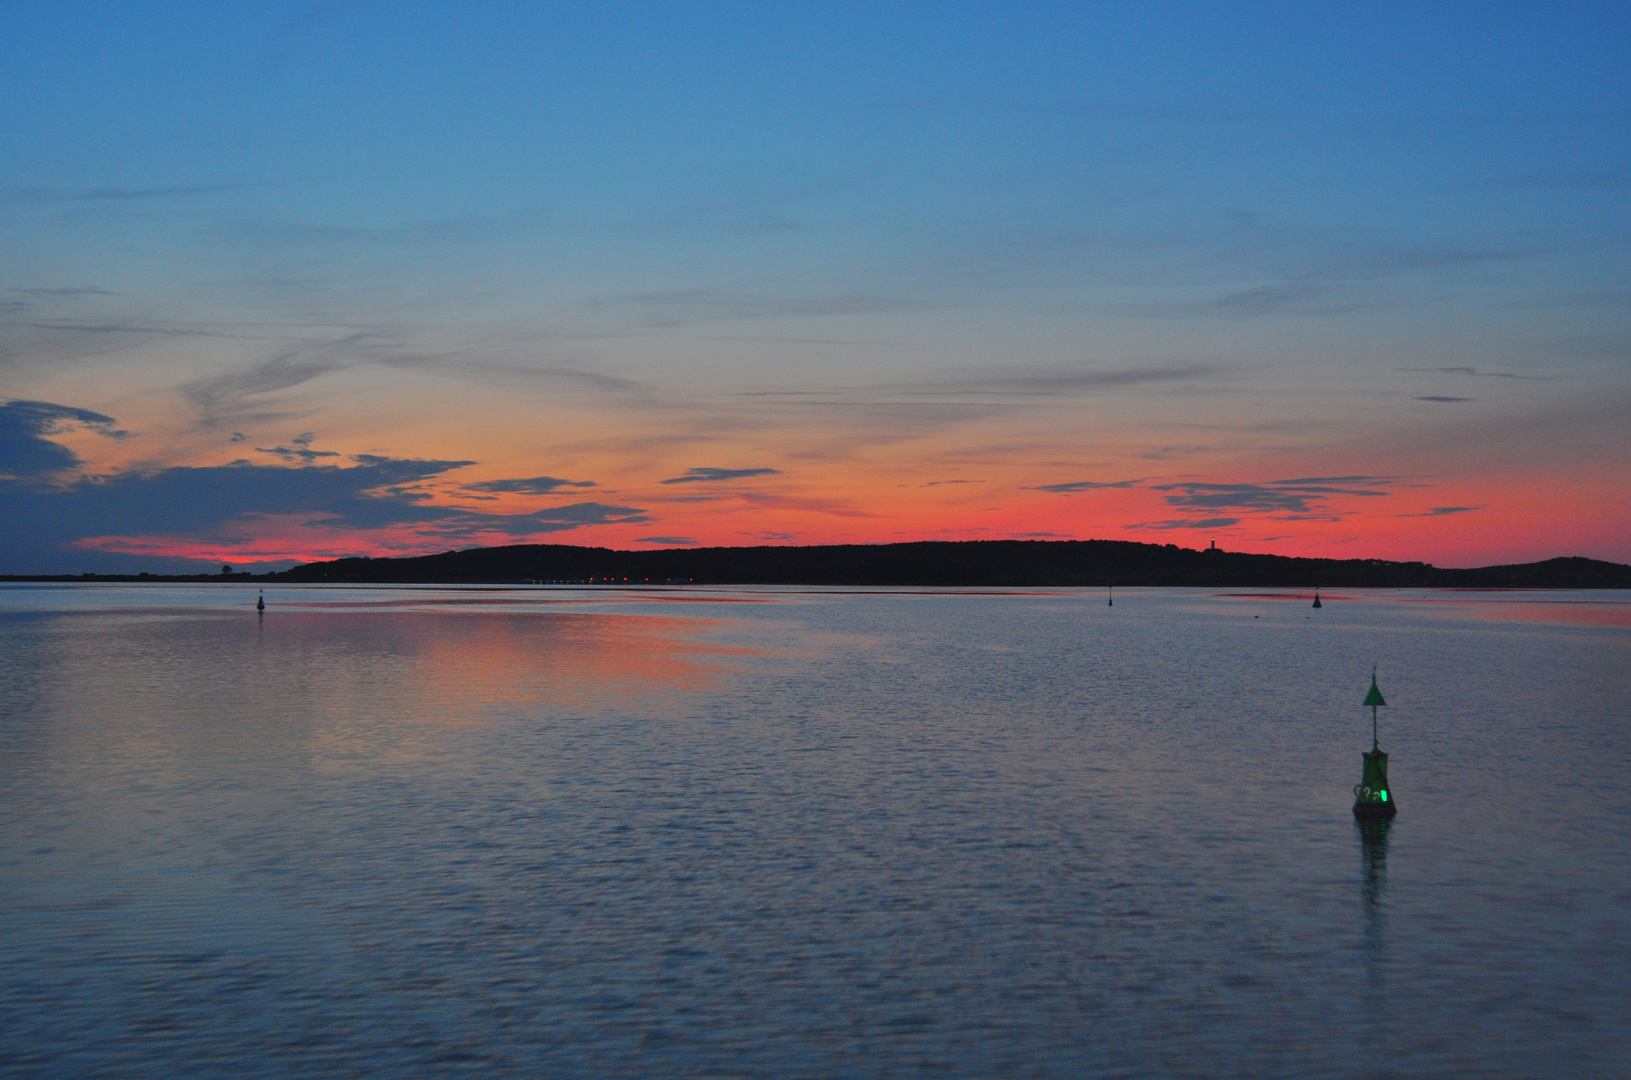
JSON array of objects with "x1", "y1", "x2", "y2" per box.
[
  {"x1": 1108, "y1": 584, "x2": 1113, "y2": 607},
  {"x1": 1312, "y1": 588, "x2": 1323, "y2": 609},
  {"x1": 256, "y1": 590, "x2": 265, "y2": 612},
  {"x1": 1352, "y1": 668, "x2": 1396, "y2": 819}
]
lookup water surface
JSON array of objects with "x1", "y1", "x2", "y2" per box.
[{"x1": 2, "y1": 584, "x2": 1627, "y2": 1077}]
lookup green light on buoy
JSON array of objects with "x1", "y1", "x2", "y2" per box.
[{"x1": 1353, "y1": 667, "x2": 1397, "y2": 820}]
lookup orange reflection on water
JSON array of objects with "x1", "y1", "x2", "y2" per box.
[
  {"x1": 1214, "y1": 589, "x2": 1631, "y2": 629},
  {"x1": 1403, "y1": 595, "x2": 1631, "y2": 630},
  {"x1": 256, "y1": 607, "x2": 759, "y2": 720}
]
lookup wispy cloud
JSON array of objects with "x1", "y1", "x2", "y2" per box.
[
  {"x1": 463, "y1": 475, "x2": 597, "y2": 495},
  {"x1": 1414, "y1": 395, "x2": 1474, "y2": 403},
  {"x1": 1149, "y1": 475, "x2": 1399, "y2": 517},
  {"x1": 1127, "y1": 517, "x2": 1241, "y2": 531},
  {"x1": 1034, "y1": 477, "x2": 1143, "y2": 493},
  {"x1": 738, "y1": 492, "x2": 874, "y2": 518},
  {"x1": 8, "y1": 286, "x2": 119, "y2": 298},
  {"x1": 588, "y1": 286, "x2": 919, "y2": 328},
  {"x1": 1135, "y1": 444, "x2": 1216, "y2": 460},
  {"x1": 1397, "y1": 365, "x2": 1548, "y2": 381},
  {"x1": 919, "y1": 362, "x2": 1219, "y2": 397},
  {"x1": 1124, "y1": 229, "x2": 1548, "y2": 319},
  {"x1": 636, "y1": 535, "x2": 698, "y2": 546},
  {"x1": 1207, "y1": 281, "x2": 1330, "y2": 316},
  {"x1": 733, "y1": 362, "x2": 1221, "y2": 414},
  {"x1": 5, "y1": 182, "x2": 263, "y2": 203},
  {"x1": 1401, "y1": 505, "x2": 1484, "y2": 517},
  {"x1": 20, "y1": 320, "x2": 244, "y2": 339},
  {"x1": 181, "y1": 338, "x2": 365, "y2": 428},
  {"x1": 256, "y1": 433, "x2": 341, "y2": 463},
  {"x1": 457, "y1": 502, "x2": 649, "y2": 536},
  {"x1": 660, "y1": 467, "x2": 781, "y2": 485}
]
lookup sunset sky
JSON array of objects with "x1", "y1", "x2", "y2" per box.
[{"x1": 3, "y1": 3, "x2": 1628, "y2": 573}]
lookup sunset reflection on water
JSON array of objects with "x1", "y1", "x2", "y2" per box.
[
  {"x1": 2, "y1": 584, "x2": 1627, "y2": 1078},
  {"x1": 256, "y1": 608, "x2": 756, "y2": 711},
  {"x1": 1217, "y1": 588, "x2": 1631, "y2": 629},
  {"x1": 1402, "y1": 593, "x2": 1631, "y2": 629}
]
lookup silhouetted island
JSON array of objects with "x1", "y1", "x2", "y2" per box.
[
  {"x1": 259, "y1": 540, "x2": 1630, "y2": 588},
  {"x1": 7, "y1": 541, "x2": 1627, "y2": 587}
]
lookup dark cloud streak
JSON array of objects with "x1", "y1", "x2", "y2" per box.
[
  {"x1": 1398, "y1": 366, "x2": 1547, "y2": 380},
  {"x1": 1034, "y1": 478, "x2": 1143, "y2": 493},
  {"x1": 661, "y1": 467, "x2": 781, "y2": 485},
  {"x1": 1150, "y1": 475, "x2": 1400, "y2": 515},
  {"x1": 464, "y1": 476, "x2": 598, "y2": 495},
  {"x1": 1401, "y1": 505, "x2": 1484, "y2": 517},
  {"x1": 257, "y1": 433, "x2": 340, "y2": 463},
  {"x1": 1128, "y1": 517, "x2": 1241, "y2": 530}
]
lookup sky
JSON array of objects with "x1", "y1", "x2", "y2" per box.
[{"x1": 2, "y1": 2, "x2": 1628, "y2": 573}]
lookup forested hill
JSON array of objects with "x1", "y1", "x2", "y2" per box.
[{"x1": 269, "y1": 541, "x2": 1631, "y2": 588}]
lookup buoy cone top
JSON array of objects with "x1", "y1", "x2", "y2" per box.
[{"x1": 1362, "y1": 673, "x2": 1386, "y2": 708}]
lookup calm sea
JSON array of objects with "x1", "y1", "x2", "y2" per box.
[{"x1": 1, "y1": 584, "x2": 1627, "y2": 1078}]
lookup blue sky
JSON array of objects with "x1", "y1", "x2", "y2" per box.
[{"x1": 3, "y1": 3, "x2": 1628, "y2": 571}]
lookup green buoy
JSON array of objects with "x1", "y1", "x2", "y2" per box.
[
  {"x1": 1352, "y1": 668, "x2": 1396, "y2": 819},
  {"x1": 256, "y1": 590, "x2": 265, "y2": 611}
]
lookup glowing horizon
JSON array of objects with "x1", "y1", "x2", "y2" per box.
[{"x1": 3, "y1": 5, "x2": 1628, "y2": 573}]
